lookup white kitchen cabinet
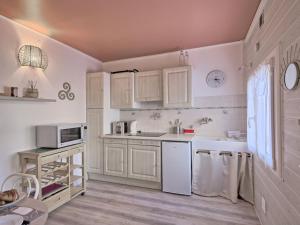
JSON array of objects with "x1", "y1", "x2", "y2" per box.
[
  {"x1": 163, "y1": 66, "x2": 192, "y2": 108},
  {"x1": 104, "y1": 143, "x2": 128, "y2": 177},
  {"x1": 135, "y1": 70, "x2": 162, "y2": 102},
  {"x1": 86, "y1": 73, "x2": 103, "y2": 108},
  {"x1": 111, "y1": 72, "x2": 135, "y2": 109},
  {"x1": 128, "y1": 145, "x2": 161, "y2": 182},
  {"x1": 86, "y1": 72, "x2": 120, "y2": 176},
  {"x1": 87, "y1": 109, "x2": 103, "y2": 174}
]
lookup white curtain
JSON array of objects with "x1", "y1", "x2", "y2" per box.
[
  {"x1": 247, "y1": 76, "x2": 256, "y2": 152},
  {"x1": 247, "y1": 64, "x2": 274, "y2": 168},
  {"x1": 192, "y1": 151, "x2": 253, "y2": 204},
  {"x1": 238, "y1": 153, "x2": 254, "y2": 203}
]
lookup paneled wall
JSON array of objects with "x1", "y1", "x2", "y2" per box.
[{"x1": 243, "y1": 0, "x2": 300, "y2": 224}]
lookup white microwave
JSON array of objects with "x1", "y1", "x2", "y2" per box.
[{"x1": 36, "y1": 123, "x2": 86, "y2": 148}]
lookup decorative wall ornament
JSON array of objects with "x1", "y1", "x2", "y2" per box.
[
  {"x1": 58, "y1": 82, "x2": 75, "y2": 100},
  {"x1": 281, "y1": 42, "x2": 300, "y2": 90},
  {"x1": 18, "y1": 45, "x2": 48, "y2": 70}
]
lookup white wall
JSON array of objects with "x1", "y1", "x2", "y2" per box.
[
  {"x1": 103, "y1": 41, "x2": 245, "y2": 97},
  {"x1": 0, "y1": 16, "x2": 102, "y2": 184},
  {"x1": 103, "y1": 41, "x2": 246, "y2": 136},
  {"x1": 121, "y1": 107, "x2": 246, "y2": 137}
]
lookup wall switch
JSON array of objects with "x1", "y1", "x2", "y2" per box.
[{"x1": 261, "y1": 196, "x2": 266, "y2": 214}]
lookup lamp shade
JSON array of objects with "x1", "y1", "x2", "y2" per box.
[{"x1": 18, "y1": 45, "x2": 48, "y2": 70}]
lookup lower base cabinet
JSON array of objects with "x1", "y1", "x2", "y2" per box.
[
  {"x1": 101, "y1": 138, "x2": 161, "y2": 185},
  {"x1": 104, "y1": 142, "x2": 128, "y2": 177},
  {"x1": 128, "y1": 145, "x2": 161, "y2": 182}
]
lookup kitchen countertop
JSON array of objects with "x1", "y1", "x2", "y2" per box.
[
  {"x1": 103, "y1": 133, "x2": 196, "y2": 142},
  {"x1": 192, "y1": 135, "x2": 248, "y2": 152}
]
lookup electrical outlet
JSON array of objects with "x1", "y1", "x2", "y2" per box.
[
  {"x1": 261, "y1": 196, "x2": 266, "y2": 214},
  {"x1": 256, "y1": 42, "x2": 260, "y2": 52}
]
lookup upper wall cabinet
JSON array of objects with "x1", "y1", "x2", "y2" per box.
[
  {"x1": 111, "y1": 72, "x2": 135, "y2": 109},
  {"x1": 163, "y1": 66, "x2": 192, "y2": 108},
  {"x1": 87, "y1": 73, "x2": 104, "y2": 108},
  {"x1": 135, "y1": 70, "x2": 162, "y2": 102}
]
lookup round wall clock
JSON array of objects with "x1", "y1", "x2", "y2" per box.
[{"x1": 206, "y1": 70, "x2": 226, "y2": 88}]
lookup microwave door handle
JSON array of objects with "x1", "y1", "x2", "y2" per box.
[{"x1": 57, "y1": 128, "x2": 61, "y2": 148}]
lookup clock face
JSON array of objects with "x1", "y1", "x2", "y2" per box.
[{"x1": 206, "y1": 70, "x2": 225, "y2": 88}]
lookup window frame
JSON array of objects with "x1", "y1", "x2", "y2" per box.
[{"x1": 247, "y1": 47, "x2": 282, "y2": 177}]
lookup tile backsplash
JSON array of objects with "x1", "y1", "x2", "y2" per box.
[{"x1": 120, "y1": 94, "x2": 247, "y2": 137}]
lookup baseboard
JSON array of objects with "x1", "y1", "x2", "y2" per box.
[{"x1": 88, "y1": 172, "x2": 161, "y2": 190}]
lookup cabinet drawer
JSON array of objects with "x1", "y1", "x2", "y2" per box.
[
  {"x1": 43, "y1": 188, "x2": 70, "y2": 212},
  {"x1": 41, "y1": 151, "x2": 69, "y2": 165},
  {"x1": 69, "y1": 147, "x2": 84, "y2": 156},
  {"x1": 128, "y1": 139, "x2": 161, "y2": 147},
  {"x1": 104, "y1": 138, "x2": 127, "y2": 145}
]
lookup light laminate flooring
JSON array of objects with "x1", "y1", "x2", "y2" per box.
[{"x1": 46, "y1": 180, "x2": 260, "y2": 225}]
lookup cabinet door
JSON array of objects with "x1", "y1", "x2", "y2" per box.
[
  {"x1": 87, "y1": 109, "x2": 103, "y2": 174},
  {"x1": 135, "y1": 70, "x2": 162, "y2": 102},
  {"x1": 87, "y1": 73, "x2": 103, "y2": 108},
  {"x1": 104, "y1": 144, "x2": 128, "y2": 177},
  {"x1": 163, "y1": 66, "x2": 192, "y2": 108},
  {"x1": 111, "y1": 72, "x2": 134, "y2": 109},
  {"x1": 128, "y1": 145, "x2": 161, "y2": 182}
]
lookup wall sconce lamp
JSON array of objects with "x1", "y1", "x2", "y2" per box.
[{"x1": 18, "y1": 45, "x2": 48, "y2": 70}]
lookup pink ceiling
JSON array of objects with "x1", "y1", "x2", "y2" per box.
[{"x1": 0, "y1": 0, "x2": 260, "y2": 61}]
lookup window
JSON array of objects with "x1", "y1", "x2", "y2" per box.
[{"x1": 247, "y1": 63, "x2": 274, "y2": 168}]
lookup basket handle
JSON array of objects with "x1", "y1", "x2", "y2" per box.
[{"x1": 1, "y1": 173, "x2": 40, "y2": 199}]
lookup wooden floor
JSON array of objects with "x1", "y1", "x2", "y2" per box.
[{"x1": 46, "y1": 180, "x2": 260, "y2": 225}]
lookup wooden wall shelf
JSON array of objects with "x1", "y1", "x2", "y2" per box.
[{"x1": 0, "y1": 96, "x2": 56, "y2": 102}]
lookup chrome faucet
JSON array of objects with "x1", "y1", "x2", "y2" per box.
[{"x1": 150, "y1": 112, "x2": 161, "y2": 120}]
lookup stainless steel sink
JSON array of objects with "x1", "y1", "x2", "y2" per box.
[{"x1": 128, "y1": 132, "x2": 166, "y2": 137}]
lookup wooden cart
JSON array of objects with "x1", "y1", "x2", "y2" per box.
[{"x1": 18, "y1": 143, "x2": 86, "y2": 212}]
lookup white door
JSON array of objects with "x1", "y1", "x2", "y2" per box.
[
  {"x1": 87, "y1": 109, "x2": 103, "y2": 174},
  {"x1": 163, "y1": 66, "x2": 192, "y2": 108},
  {"x1": 86, "y1": 73, "x2": 103, "y2": 108},
  {"x1": 104, "y1": 144, "x2": 128, "y2": 177},
  {"x1": 111, "y1": 72, "x2": 134, "y2": 109},
  {"x1": 128, "y1": 145, "x2": 161, "y2": 182},
  {"x1": 135, "y1": 70, "x2": 162, "y2": 102},
  {"x1": 162, "y1": 141, "x2": 192, "y2": 195}
]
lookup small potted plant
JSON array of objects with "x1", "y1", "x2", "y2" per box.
[{"x1": 25, "y1": 80, "x2": 38, "y2": 98}]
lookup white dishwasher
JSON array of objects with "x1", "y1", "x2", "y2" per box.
[{"x1": 162, "y1": 141, "x2": 192, "y2": 195}]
